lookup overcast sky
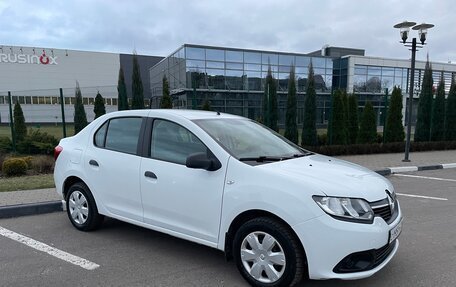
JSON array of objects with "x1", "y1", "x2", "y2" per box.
[{"x1": 0, "y1": 0, "x2": 454, "y2": 63}]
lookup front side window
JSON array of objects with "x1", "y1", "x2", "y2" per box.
[
  {"x1": 100, "y1": 117, "x2": 142, "y2": 154},
  {"x1": 151, "y1": 120, "x2": 207, "y2": 165}
]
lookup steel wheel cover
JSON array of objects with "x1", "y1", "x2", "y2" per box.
[
  {"x1": 68, "y1": 191, "x2": 89, "y2": 225},
  {"x1": 240, "y1": 231, "x2": 286, "y2": 283}
]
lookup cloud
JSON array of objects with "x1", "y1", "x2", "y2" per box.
[{"x1": 0, "y1": 0, "x2": 454, "y2": 62}]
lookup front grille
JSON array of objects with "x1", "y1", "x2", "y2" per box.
[
  {"x1": 333, "y1": 241, "x2": 397, "y2": 273},
  {"x1": 370, "y1": 196, "x2": 399, "y2": 224},
  {"x1": 372, "y1": 204, "x2": 393, "y2": 222}
]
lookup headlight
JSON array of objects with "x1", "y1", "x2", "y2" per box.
[{"x1": 313, "y1": 196, "x2": 374, "y2": 223}]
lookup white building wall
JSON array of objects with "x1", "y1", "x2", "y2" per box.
[{"x1": 0, "y1": 46, "x2": 120, "y2": 92}]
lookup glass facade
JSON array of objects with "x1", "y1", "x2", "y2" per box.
[
  {"x1": 150, "y1": 45, "x2": 334, "y2": 127},
  {"x1": 150, "y1": 44, "x2": 456, "y2": 128}
]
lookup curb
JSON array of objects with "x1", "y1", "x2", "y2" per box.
[
  {"x1": 375, "y1": 162, "x2": 456, "y2": 176},
  {"x1": 0, "y1": 201, "x2": 63, "y2": 219}
]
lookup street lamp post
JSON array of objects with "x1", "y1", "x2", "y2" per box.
[{"x1": 393, "y1": 21, "x2": 434, "y2": 162}]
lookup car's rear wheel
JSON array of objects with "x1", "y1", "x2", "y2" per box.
[
  {"x1": 66, "y1": 182, "x2": 103, "y2": 231},
  {"x1": 233, "y1": 217, "x2": 305, "y2": 287}
]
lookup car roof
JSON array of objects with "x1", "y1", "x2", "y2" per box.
[{"x1": 107, "y1": 109, "x2": 245, "y2": 120}]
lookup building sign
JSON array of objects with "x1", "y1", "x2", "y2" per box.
[{"x1": 0, "y1": 52, "x2": 58, "y2": 65}]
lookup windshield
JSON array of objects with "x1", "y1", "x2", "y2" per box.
[{"x1": 194, "y1": 118, "x2": 310, "y2": 160}]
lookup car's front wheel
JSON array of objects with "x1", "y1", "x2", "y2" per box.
[
  {"x1": 66, "y1": 182, "x2": 103, "y2": 231},
  {"x1": 233, "y1": 217, "x2": 305, "y2": 287}
]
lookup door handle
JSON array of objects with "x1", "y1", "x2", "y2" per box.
[
  {"x1": 89, "y1": 160, "x2": 99, "y2": 167},
  {"x1": 144, "y1": 171, "x2": 157, "y2": 179}
]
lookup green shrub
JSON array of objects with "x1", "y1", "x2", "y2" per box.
[
  {"x1": 0, "y1": 136, "x2": 12, "y2": 153},
  {"x1": 31, "y1": 155, "x2": 55, "y2": 174},
  {"x1": 376, "y1": 133, "x2": 383, "y2": 144},
  {"x1": 0, "y1": 153, "x2": 6, "y2": 172},
  {"x1": 303, "y1": 141, "x2": 456, "y2": 156},
  {"x1": 14, "y1": 156, "x2": 33, "y2": 169},
  {"x1": 2, "y1": 158, "x2": 28, "y2": 177},
  {"x1": 317, "y1": 133, "x2": 328, "y2": 146},
  {"x1": 17, "y1": 129, "x2": 58, "y2": 155}
]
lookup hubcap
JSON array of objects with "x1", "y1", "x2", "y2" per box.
[
  {"x1": 240, "y1": 231, "x2": 286, "y2": 283},
  {"x1": 68, "y1": 191, "x2": 89, "y2": 225}
]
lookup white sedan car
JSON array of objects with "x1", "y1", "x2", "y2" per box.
[{"x1": 54, "y1": 109, "x2": 402, "y2": 287}]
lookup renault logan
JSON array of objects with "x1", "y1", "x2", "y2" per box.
[{"x1": 54, "y1": 110, "x2": 402, "y2": 287}]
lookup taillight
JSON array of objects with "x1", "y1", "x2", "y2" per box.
[{"x1": 54, "y1": 146, "x2": 63, "y2": 161}]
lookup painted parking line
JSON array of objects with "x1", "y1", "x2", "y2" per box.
[
  {"x1": 0, "y1": 226, "x2": 100, "y2": 270},
  {"x1": 393, "y1": 173, "x2": 456, "y2": 182},
  {"x1": 396, "y1": 193, "x2": 448, "y2": 201}
]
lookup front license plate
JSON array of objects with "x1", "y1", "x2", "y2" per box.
[{"x1": 389, "y1": 218, "x2": 402, "y2": 244}]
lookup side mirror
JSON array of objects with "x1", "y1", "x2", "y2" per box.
[{"x1": 186, "y1": 152, "x2": 221, "y2": 171}]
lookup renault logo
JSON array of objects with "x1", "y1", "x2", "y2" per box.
[{"x1": 386, "y1": 189, "x2": 396, "y2": 211}]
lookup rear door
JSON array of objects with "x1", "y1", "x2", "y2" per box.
[
  {"x1": 84, "y1": 117, "x2": 145, "y2": 221},
  {"x1": 139, "y1": 118, "x2": 226, "y2": 244}
]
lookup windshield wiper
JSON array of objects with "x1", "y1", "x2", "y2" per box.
[
  {"x1": 292, "y1": 152, "x2": 313, "y2": 158},
  {"x1": 239, "y1": 156, "x2": 287, "y2": 162},
  {"x1": 239, "y1": 152, "x2": 313, "y2": 162}
]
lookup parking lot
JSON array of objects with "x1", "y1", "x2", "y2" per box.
[{"x1": 1, "y1": 169, "x2": 455, "y2": 287}]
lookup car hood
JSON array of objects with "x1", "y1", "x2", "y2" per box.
[{"x1": 257, "y1": 154, "x2": 392, "y2": 202}]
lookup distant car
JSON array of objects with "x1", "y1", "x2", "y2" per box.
[{"x1": 54, "y1": 110, "x2": 402, "y2": 286}]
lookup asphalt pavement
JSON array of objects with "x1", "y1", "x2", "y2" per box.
[{"x1": 1, "y1": 169, "x2": 455, "y2": 286}]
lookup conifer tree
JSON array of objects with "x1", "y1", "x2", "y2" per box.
[
  {"x1": 93, "y1": 91, "x2": 106, "y2": 120},
  {"x1": 445, "y1": 75, "x2": 456, "y2": 140},
  {"x1": 263, "y1": 66, "x2": 278, "y2": 131},
  {"x1": 358, "y1": 101, "x2": 377, "y2": 144},
  {"x1": 131, "y1": 54, "x2": 144, "y2": 109},
  {"x1": 284, "y1": 66, "x2": 298, "y2": 144},
  {"x1": 384, "y1": 86, "x2": 405, "y2": 143},
  {"x1": 160, "y1": 74, "x2": 173, "y2": 109},
  {"x1": 117, "y1": 67, "x2": 129, "y2": 110},
  {"x1": 302, "y1": 63, "x2": 317, "y2": 146},
  {"x1": 430, "y1": 76, "x2": 446, "y2": 141},
  {"x1": 329, "y1": 90, "x2": 348, "y2": 145},
  {"x1": 74, "y1": 82, "x2": 88, "y2": 134},
  {"x1": 414, "y1": 59, "x2": 433, "y2": 142},
  {"x1": 201, "y1": 99, "x2": 212, "y2": 111},
  {"x1": 347, "y1": 94, "x2": 359, "y2": 144},
  {"x1": 13, "y1": 102, "x2": 27, "y2": 142}
]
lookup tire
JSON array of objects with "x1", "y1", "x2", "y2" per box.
[
  {"x1": 233, "y1": 217, "x2": 305, "y2": 287},
  {"x1": 66, "y1": 182, "x2": 104, "y2": 231}
]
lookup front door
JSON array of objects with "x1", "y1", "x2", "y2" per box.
[{"x1": 140, "y1": 119, "x2": 226, "y2": 244}]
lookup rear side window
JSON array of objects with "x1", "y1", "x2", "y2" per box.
[
  {"x1": 94, "y1": 117, "x2": 143, "y2": 154},
  {"x1": 151, "y1": 119, "x2": 207, "y2": 164},
  {"x1": 94, "y1": 122, "x2": 108, "y2": 147}
]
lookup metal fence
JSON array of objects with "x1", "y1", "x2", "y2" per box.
[{"x1": 0, "y1": 86, "x2": 122, "y2": 125}]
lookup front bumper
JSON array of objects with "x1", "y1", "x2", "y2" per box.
[{"x1": 293, "y1": 202, "x2": 402, "y2": 280}]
